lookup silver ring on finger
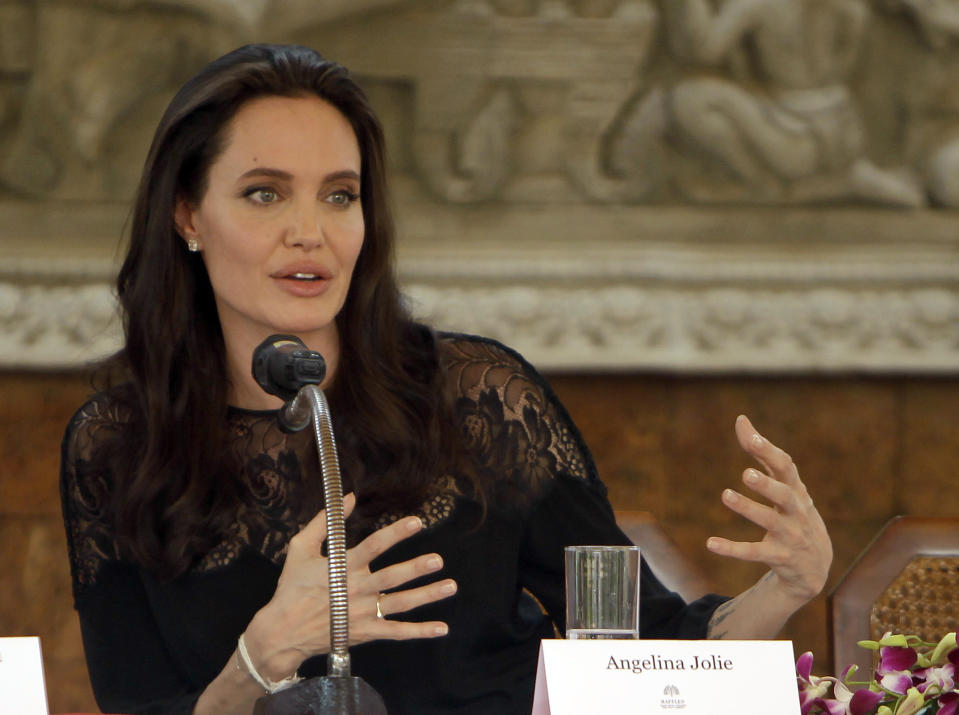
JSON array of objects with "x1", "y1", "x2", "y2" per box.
[{"x1": 376, "y1": 593, "x2": 385, "y2": 620}]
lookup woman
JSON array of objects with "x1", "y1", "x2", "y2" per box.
[{"x1": 60, "y1": 44, "x2": 831, "y2": 715}]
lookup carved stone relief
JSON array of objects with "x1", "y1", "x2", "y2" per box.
[
  {"x1": 313, "y1": 0, "x2": 959, "y2": 207},
  {"x1": 0, "y1": 282, "x2": 120, "y2": 368},
  {"x1": 393, "y1": 205, "x2": 959, "y2": 370},
  {"x1": 887, "y1": 0, "x2": 959, "y2": 207},
  {"x1": 302, "y1": 0, "x2": 660, "y2": 204},
  {"x1": 0, "y1": 0, "x2": 957, "y2": 370},
  {"x1": 1, "y1": 0, "x2": 955, "y2": 206},
  {"x1": 610, "y1": 0, "x2": 927, "y2": 206},
  {"x1": 406, "y1": 283, "x2": 959, "y2": 370},
  {"x1": 0, "y1": 0, "x2": 407, "y2": 199}
]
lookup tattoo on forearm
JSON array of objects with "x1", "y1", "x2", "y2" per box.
[
  {"x1": 707, "y1": 601, "x2": 734, "y2": 638},
  {"x1": 706, "y1": 571, "x2": 774, "y2": 639}
]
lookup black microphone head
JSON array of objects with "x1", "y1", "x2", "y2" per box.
[{"x1": 252, "y1": 334, "x2": 327, "y2": 402}]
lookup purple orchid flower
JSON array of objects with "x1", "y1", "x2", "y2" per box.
[
  {"x1": 799, "y1": 636, "x2": 959, "y2": 715},
  {"x1": 806, "y1": 697, "x2": 852, "y2": 715},
  {"x1": 848, "y1": 688, "x2": 884, "y2": 714},
  {"x1": 914, "y1": 662, "x2": 956, "y2": 694},
  {"x1": 938, "y1": 691, "x2": 959, "y2": 715},
  {"x1": 798, "y1": 652, "x2": 834, "y2": 712},
  {"x1": 876, "y1": 645, "x2": 920, "y2": 695},
  {"x1": 878, "y1": 670, "x2": 914, "y2": 695},
  {"x1": 878, "y1": 646, "x2": 919, "y2": 674}
]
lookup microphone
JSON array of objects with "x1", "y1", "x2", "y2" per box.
[
  {"x1": 250, "y1": 334, "x2": 388, "y2": 715},
  {"x1": 252, "y1": 334, "x2": 326, "y2": 401}
]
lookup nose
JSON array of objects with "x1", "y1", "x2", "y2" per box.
[{"x1": 284, "y1": 199, "x2": 325, "y2": 250}]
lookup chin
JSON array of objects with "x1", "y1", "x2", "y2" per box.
[{"x1": 269, "y1": 316, "x2": 339, "y2": 341}]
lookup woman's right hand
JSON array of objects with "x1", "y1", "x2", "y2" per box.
[{"x1": 240, "y1": 494, "x2": 457, "y2": 682}]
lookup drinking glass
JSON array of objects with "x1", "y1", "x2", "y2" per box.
[{"x1": 564, "y1": 545, "x2": 640, "y2": 640}]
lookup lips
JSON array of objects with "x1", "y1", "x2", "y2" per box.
[
  {"x1": 272, "y1": 263, "x2": 334, "y2": 297},
  {"x1": 272, "y1": 261, "x2": 333, "y2": 278}
]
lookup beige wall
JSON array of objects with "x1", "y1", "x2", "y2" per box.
[{"x1": 4, "y1": 371, "x2": 958, "y2": 712}]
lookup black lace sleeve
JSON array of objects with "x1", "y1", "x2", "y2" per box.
[
  {"x1": 60, "y1": 394, "x2": 125, "y2": 599},
  {"x1": 60, "y1": 395, "x2": 200, "y2": 715},
  {"x1": 439, "y1": 333, "x2": 726, "y2": 639}
]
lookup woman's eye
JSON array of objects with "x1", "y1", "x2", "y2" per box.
[
  {"x1": 327, "y1": 190, "x2": 359, "y2": 207},
  {"x1": 245, "y1": 188, "x2": 279, "y2": 204}
]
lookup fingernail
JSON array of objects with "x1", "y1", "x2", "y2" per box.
[
  {"x1": 723, "y1": 488, "x2": 738, "y2": 502},
  {"x1": 744, "y1": 469, "x2": 760, "y2": 485},
  {"x1": 706, "y1": 537, "x2": 720, "y2": 551},
  {"x1": 752, "y1": 433, "x2": 764, "y2": 449},
  {"x1": 427, "y1": 555, "x2": 443, "y2": 571},
  {"x1": 434, "y1": 624, "x2": 449, "y2": 636},
  {"x1": 407, "y1": 517, "x2": 423, "y2": 532},
  {"x1": 441, "y1": 580, "x2": 457, "y2": 595}
]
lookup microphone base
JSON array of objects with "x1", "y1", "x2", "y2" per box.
[{"x1": 253, "y1": 675, "x2": 388, "y2": 715}]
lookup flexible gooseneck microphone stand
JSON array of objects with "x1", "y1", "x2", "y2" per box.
[{"x1": 251, "y1": 335, "x2": 388, "y2": 715}]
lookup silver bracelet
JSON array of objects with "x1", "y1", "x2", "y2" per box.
[{"x1": 236, "y1": 632, "x2": 303, "y2": 694}]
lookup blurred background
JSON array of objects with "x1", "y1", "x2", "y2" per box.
[{"x1": 1, "y1": 0, "x2": 958, "y2": 711}]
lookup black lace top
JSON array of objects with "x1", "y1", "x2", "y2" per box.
[{"x1": 60, "y1": 333, "x2": 725, "y2": 715}]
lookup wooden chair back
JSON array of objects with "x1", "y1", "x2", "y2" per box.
[{"x1": 830, "y1": 515, "x2": 959, "y2": 676}]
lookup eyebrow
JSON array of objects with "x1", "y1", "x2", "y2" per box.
[{"x1": 237, "y1": 167, "x2": 361, "y2": 182}]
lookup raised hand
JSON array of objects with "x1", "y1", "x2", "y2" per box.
[{"x1": 707, "y1": 415, "x2": 832, "y2": 608}]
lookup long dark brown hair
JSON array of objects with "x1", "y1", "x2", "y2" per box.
[{"x1": 96, "y1": 44, "x2": 466, "y2": 578}]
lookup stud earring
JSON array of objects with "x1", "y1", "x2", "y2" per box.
[{"x1": 187, "y1": 239, "x2": 199, "y2": 252}]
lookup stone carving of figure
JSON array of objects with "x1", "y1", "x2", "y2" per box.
[
  {"x1": 609, "y1": 0, "x2": 927, "y2": 206},
  {"x1": 887, "y1": 0, "x2": 959, "y2": 207},
  {"x1": 895, "y1": 0, "x2": 959, "y2": 47},
  {"x1": 0, "y1": 3, "x2": 208, "y2": 199},
  {"x1": 335, "y1": 0, "x2": 657, "y2": 203},
  {"x1": 0, "y1": 0, "x2": 409, "y2": 200}
]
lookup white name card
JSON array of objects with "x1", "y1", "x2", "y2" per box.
[
  {"x1": 532, "y1": 639, "x2": 800, "y2": 715},
  {"x1": 0, "y1": 637, "x2": 49, "y2": 715}
]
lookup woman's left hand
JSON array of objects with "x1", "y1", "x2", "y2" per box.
[{"x1": 706, "y1": 414, "x2": 833, "y2": 608}]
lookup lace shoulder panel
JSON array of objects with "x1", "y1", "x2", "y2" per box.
[
  {"x1": 437, "y1": 332, "x2": 597, "y2": 498},
  {"x1": 60, "y1": 392, "x2": 128, "y2": 590}
]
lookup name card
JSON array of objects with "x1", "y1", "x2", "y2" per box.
[
  {"x1": 0, "y1": 637, "x2": 49, "y2": 715},
  {"x1": 532, "y1": 639, "x2": 800, "y2": 714}
]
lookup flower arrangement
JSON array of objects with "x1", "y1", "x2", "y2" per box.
[{"x1": 798, "y1": 632, "x2": 959, "y2": 715}]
